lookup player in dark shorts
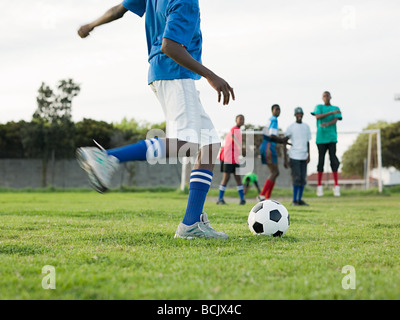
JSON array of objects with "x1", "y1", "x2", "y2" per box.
[{"x1": 217, "y1": 115, "x2": 245, "y2": 205}]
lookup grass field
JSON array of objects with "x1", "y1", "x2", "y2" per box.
[{"x1": 0, "y1": 188, "x2": 399, "y2": 300}]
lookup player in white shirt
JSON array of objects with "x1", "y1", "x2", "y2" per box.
[{"x1": 284, "y1": 107, "x2": 312, "y2": 206}]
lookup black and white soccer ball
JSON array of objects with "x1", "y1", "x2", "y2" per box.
[{"x1": 248, "y1": 200, "x2": 290, "y2": 237}]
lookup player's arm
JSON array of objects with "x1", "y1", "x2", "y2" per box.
[
  {"x1": 270, "y1": 134, "x2": 289, "y2": 144},
  {"x1": 78, "y1": 4, "x2": 128, "y2": 38},
  {"x1": 161, "y1": 38, "x2": 235, "y2": 105},
  {"x1": 320, "y1": 118, "x2": 338, "y2": 127},
  {"x1": 307, "y1": 142, "x2": 310, "y2": 164},
  {"x1": 313, "y1": 110, "x2": 341, "y2": 120},
  {"x1": 283, "y1": 140, "x2": 289, "y2": 169}
]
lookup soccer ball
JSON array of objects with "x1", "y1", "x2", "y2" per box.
[{"x1": 248, "y1": 200, "x2": 290, "y2": 237}]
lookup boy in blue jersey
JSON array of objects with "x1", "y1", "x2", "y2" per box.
[
  {"x1": 76, "y1": 1, "x2": 235, "y2": 239},
  {"x1": 259, "y1": 104, "x2": 288, "y2": 200}
]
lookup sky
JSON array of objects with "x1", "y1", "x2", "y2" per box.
[{"x1": 1, "y1": 0, "x2": 400, "y2": 172}]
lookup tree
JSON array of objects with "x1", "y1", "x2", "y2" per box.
[
  {"x1": 381, "y1": 121, "x2": 400, "y2": 170},
  {"x1": 22, "y1": 79, "x2": 80, "y2": 186},
  {"x1": 75, "y1": 118, "x2": 114, "y2": 149},
  {"x1": 0, "y1": 121, "x2": 27, "y2": 158}
]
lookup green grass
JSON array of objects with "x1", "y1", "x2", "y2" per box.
[{"x1": 0, "y1": 190, "x2": 399, "y2": 300}]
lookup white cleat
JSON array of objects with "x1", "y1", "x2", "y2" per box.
[
  {"x1": 333, "y1": 186, "x2": 341, "y2": 197},
  {"x1": 316, "y1": 185, "x2": 324, "y2": 197},
  {"x1": 76, "y1": 141, "x2": 120, "y2": 193}
]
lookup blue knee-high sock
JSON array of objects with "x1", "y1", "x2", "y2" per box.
[
  {"x1": 298, "y1": 186, "x2": 305, "y2": 201},
  {"x1": 237, "y1": 185, "x2": 245, "y2": 201},
  {"x1": 182, "y1": 169, "x2": 213, "y2": 226},
  {"x1": 107, "y1": 138, "x2": 165, "y2": 163},
  {"x1": 218, "y1": 185, "x2": 226, "y2": 200},
  {"x1": 293, "y1": 185, "x2": 300, "y2": 202}
]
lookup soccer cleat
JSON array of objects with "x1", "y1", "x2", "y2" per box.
[
  {"x1": 316, "y1": 185, "x2": 324, "y2": 197},
  {"x1": 87, "y1": 170, "x2": 107, "y2": 194},
  {"x1": 76, "y1": 141, "x2": 120, "y2": 192},
  {"x1": 291, "y1": 201, "x2": 299, "y2": 206},
  {"x1": 174, "y1": 213, "x2": 229, "y2": 239},
  {"x1": 298, "y1": 200, "x2": 309, "y2": 206},
  {"x1": 257, "y1": 195, "x2": 265, "y2": 202},
  {"x1": 239, "y1": 199, "x2": 246, "y2": 205},
  {"x1": 333, "y1": 186, "x2": 341, "y2": 197},
  {"x1": 216, "y1": 199, "x2": 227, "y2": 205}
]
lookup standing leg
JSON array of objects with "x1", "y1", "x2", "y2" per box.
[
  {"x1": 290, "y1": 158, "x2": 301, "y2": 204},
  {"x1": 182, "y1": 142, "x2": 220, "y2": 225},
  {"x1": 328, "y1": 143, "x2": 341, "y2": 196},
  {"x1": 264, "y1": 163, "x2": 279, "y2": 199},
  {"x1": 218, "y1": 171, "x2": 230, "y2": 204},
  {"x1": 298, "y1": 160, "x2": 308, "y2": 205},
  {"x1": 234, "y1": 173, "x2": 245, "y2": 204},
  {"x1": 316, "y1": 143, "x2": 328, "y2": 196}
]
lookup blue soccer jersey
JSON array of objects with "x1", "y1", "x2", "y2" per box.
[
  {"x1": 122, "y1": 0, "x2": 202, "y2": 84},
  {"x1": 260, "y1": 116, "x2": 279, "y2": 165},
  {"x1": 262, "y1": 116, "x2": 279, "y2": 142}
]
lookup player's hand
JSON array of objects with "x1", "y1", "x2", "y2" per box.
[
  {"x1": 78, "y1": 24, "x2": 94, "y2": 38},
  {"x1": 306, "y1": 155, "x2": 310, "y2": 164},
  {"x1": 206, "y1": 73, "x2": 235, "y2": 105},
  {"x1": 282, "y1": 136, "x2": 289, "y2": 144},
  {"x1": 284, "y1": 159, "x2": 289, "y2": 169}
]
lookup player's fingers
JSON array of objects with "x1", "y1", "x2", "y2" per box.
[
  {"x1": 223, "y1": 87, "x2": 230, "y2": 105},
  {"x1": 229, "y1": 86, "x2": 235, "y2": 101},
  {"x1": 218, "y1": 90, "x2": 222, "y2": 103}
]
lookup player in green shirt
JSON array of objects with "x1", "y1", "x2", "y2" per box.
[
  {"x1": 311, "y1": 91, "x2": 342, "y2": 197},
  {"x1": 242, "y1": 172, "x2": 261, "y2": 196}
]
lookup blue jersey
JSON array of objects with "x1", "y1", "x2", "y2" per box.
[
  {"x1": 262, "y1": 116, "x2": 279, "y2": 144},
  {"x1": 259, "y1": 116, "x2": 279, "y2": 164},
  {"x1": 122, "y1": 0, "x2": 202, "y2": 84}
]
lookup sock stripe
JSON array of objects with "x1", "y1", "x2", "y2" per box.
[
  {"x1": 191, "y1": 170, "x2": 213, "y2": 180},
  {"x1": 219, "y1": 185, "x2": 227, "y2": 191},
  {"x1": 237, "y1": 185, "x2": 244, "y2": 191},
  {"x1": 190, "y1": 178, "x2": 212, "y2": 185},
  {"x1": 183, "y1": 169, "x2": 213, "y2": 226}
]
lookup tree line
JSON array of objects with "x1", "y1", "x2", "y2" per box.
[
  {"x1": 0, "y1": 79, "x2": 165, "y2": 186},
  {"x1": 0, "y1": 79, "x2": 166, "y2": 160},
  {"x1": 1, "y1": 78, "x2": 399, "y2": 183}
]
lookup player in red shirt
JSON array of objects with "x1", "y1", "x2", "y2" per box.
[{"x1": 217, "y1": 115, "x2": 246, "y2": 205}]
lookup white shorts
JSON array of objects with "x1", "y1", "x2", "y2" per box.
[{"x1": 150, "y1": 79, "x2": 220, "y2": 147}]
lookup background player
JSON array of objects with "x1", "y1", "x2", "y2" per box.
[
  {"x1": 217, "y1": 115, "x2": 245, "y2": 205},
  {"x1": 242, "y1": 172, "x2": 261, "y2": 196},
  {"x1": 284, "y1": 107, "x2": 312, "y2": 206},
  {"x1": 259, "y1": 104, "x2": 288, "y2": 200},
  {"x1": 311, "y1": 91, "x2": 342, "y2": 197}
]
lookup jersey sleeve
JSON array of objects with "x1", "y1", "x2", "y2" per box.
[
  {"x1": 164, "y1": 0, "x2": 200, "y2": 48},
  {"x1": 311, "y1": 105, "x2": 322, "y2": 116},
  {"x1": 269, "y1": 118, "x2": 278, "y2": 136},
  {"x1": 122, "y1": 0, "x2": 146, "y2": 17},
  {"x1": 334, "y1": 107, "x2": 343, "y2": 120}
]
